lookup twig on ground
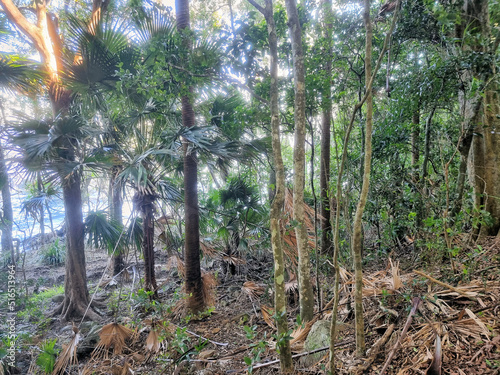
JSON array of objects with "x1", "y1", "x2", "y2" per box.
[
  {"x1": 351, "y1": 324, "x2": 395, "y2": 375},
  {"x1": 226, "y1": 339, "x2": 354, "y2": 374},
  {"x1": 414, "y1": 270, "x2": 478, "y2": 302},
  {"x1": 379, "y1": 297, "x2": 421, "y2": 375}
]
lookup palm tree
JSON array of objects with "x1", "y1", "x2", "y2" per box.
[
  {"x1": 0, "y1": 36, "x2": 43, "y2": 266},
  {"x1": 175, "y1": 0, "x2": 204, "y2": 314}
]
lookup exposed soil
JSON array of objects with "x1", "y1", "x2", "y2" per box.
[{"x1": 3, "y1": 234, "x2": 500, "y2": 375}]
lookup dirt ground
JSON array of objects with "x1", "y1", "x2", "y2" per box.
[{"x1": 5, "y1": 234, "x2": 500, "y2": 375}]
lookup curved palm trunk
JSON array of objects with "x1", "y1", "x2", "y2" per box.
[
  {"x1": 176, "y1": 0, "x2": 204, "y2": 313},
  {"x1": 285, "y1": 0, "x2": 315, "y2": 322}
]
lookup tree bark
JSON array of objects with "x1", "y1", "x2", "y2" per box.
[
  {"x1": 351, "y1": 0, "x2": 375, "y2": 356},
  {"x1": 320, "y1": 0, "x2": 333, "y2": 256},
  {"x1": 54, "y1": 165, "x2": 99, "y2": 321},
  {"x1": 246, "y1": 0, "x2": 294, "y2": 370},
  {"x1": 111, "y1": 169, "x2": 124, "y2": 276},
  {"x1": 285, "y1": 0, "x2": 315, "y2": 322},
  {"x1": 0, "y1": 143, "x2": 14, "y2": 265},
  {"x1": 176, "y1": 0, "x2": 204, "y2": 313},
  {"x1": 137, "y1": 193, "x2": 158, "y2": 296},
  {"x1": 458, "y1": 0, "x2": 500, "y2": 237}
]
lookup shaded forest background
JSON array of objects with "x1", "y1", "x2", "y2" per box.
[{"x1": 0, "y1": 0, "x2": 498, "y2": 373}]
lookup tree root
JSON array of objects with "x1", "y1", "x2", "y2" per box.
[{"x1": 52, "y1": 296, "x2": 102, "y2": 322}]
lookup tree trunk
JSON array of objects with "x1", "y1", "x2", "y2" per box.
[
  {"x1": 110, "y1": 169, "x2": 124, "y2": 276},
  {"x1": 0, "y1": 144, "x2": 14, "y2": 265},
  {"x1": 351, "y1": 0, "x2": 375, "y2": 356},
  {"x1": 320, "y1": 0, "x2": 333, "y2": 256},
  {"x1": 54, "y1": 168, "x2": 99, "y2": 321},
  {"x1": 37, "y1": 174, "x2": 45, "y2": 242},
  {"x1": 458, "y1": 0, "x2": 500, "y2": 237},
  {"x1": 176, "y1": 0, "x2": 204, "y2": 313},
  {"x1": 138, "y1": 193, "x2": 158, "y2": 296},
  {"x1": 285, "y1": 0, "x2": 315, "y2": 322},
  {"x1": 247, "y1": 0, "x2": 294, "y2": 370}
]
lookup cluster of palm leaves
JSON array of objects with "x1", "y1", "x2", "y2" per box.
[{"x1": 2, "y1": 2, "x2": 268, "y2": 279}]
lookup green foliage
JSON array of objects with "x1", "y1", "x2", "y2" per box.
[
  {"x1": 36, "y1": 339, "x2": 59, "y2": 374},
  {"x1": 40, "y1": 238, "x2": 66, "y2": 266},
  {"x1": 242, "y1": 325, "x2": 268, "y2": 374}
]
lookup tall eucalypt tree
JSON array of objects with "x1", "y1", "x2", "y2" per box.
[
  {"x1": 285, "y1": 0, "x2": 315, "y2": 322},
  {"x1": 175, "y1": 0, "x2": 205, "y2": 314},
  {"x1": 0, "y1": 0, "x2": 106, "y2": 320}
]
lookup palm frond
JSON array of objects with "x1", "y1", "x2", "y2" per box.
[
  {"x1": 0, "y1": 54, "x2": 43, "y2": 94},
  {"x1": 132, "y1": 5, "x2": 176, "y2": 44},
  {"x1": 84, "y1": 211, "x2": 124, "y2": 254}
]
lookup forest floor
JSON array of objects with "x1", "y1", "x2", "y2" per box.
[{"x1": 4, "y1": 234, "x2": 500, "y2": 375}]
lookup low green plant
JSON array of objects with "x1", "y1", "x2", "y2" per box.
[
  {"x1": 40, "y1": 239, "x2": 65, "y2": 266},
  {"x1": 243, "y1": 325, "x2": 268, "y2": 374},
  {"x1": 36, "y1": 339, "x2": 59, "y2": 374}
]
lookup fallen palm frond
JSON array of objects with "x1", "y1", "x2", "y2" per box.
[
  {"x1": 223, "y1": 255, "x2": 247, "y2": 266},
  {"x1": 241, "y1": 281, "x2": 265, "y2": 299},
  {"x1": 200, "y1": 240, "x2": 219, "y2": 258},
  {"x1": 91, "y1": 323, "x2": 133, "y2": 360},
  {"x1": 290, "y1": 318, "x2": 317, "y2": 347},
  {"x1": 261, "y1": 305, "x2": 276, "y2": 329},
  {"x1": 53, "y1": 326, "x2": 80, "y2": 375}
]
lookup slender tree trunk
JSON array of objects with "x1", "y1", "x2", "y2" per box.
[
  {"x1": 246, "y1": 0, "x2": 293, "y2": 370},
  {"x1": 351, "y1": 0, "x2": 375, "y2": 356},
  {"x1": 285, "y1": 0, "x2": 315, "y2": 322},
  {"x1": 176, "y1": 0, "x2": 204, "y2": 313},
  {"x1": 320, "y1": 0, "x2": 333, "y2": 256},
  {"x1": 110, "y1": 169, "x2": 124, "y2": 276},
  {"x1": 0, "y1": 144, "x2": 14, "y2": 264},
  {"x1": 37, "y1": 174, "x2": 45, "y2": 241},
  {"x1": 138, "y1": 193, "x2": 158, "y2": 296}
]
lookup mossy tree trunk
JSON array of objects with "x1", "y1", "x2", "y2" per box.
[
  {"x1": 285, "y1": 0, "x2": 315, "y2": 322},
  {"x1": 247, "y1": 0, "x2": 294, "y2": 371}
]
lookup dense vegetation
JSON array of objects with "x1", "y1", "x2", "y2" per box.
[{"x1": 0, "y1": 0, "x2": 498, "y2": 373}]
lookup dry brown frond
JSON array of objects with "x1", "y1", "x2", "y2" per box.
[
  {"x1": 91, "y1": 323, "x2": 133, "y2": 360},
  {"x1": 241, "y1": 281, "x2": 265, "y2": 299},
  {"x1": 222, "y1": 255, "x2": 247, "y2": 266},
  {"x1": 261, "y1": 305, "x2": 276, "y2": 329},
  {"x1": 53, "y1": 329, "x2": 80, "y2": 375},
  {"x1": 200, "y1": 241, "x2": 219, "y2": 258},
  {"x1": 166, "y1": 255, "x2": 185, "y2": 278},
  {"x1": 202, "y1": 272, "x2": 217, "y2": 308},
  {"x1": 290, "y1": 319, "x2": 316, "y2": 346},
  {"x1": 390, "y1": 258, "x2": 403, "y2": 290}
]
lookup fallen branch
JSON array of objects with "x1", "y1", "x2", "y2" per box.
[
  {"x1": 379, "y1": 297, "x2": 421, "y2": 375},
  {"x1": 170, "y1": 323, "x2": 228, "y2": 347},
  {"x1": 414, "y1": 270, "x2": 478, "y2": 302},
  {"x1": 351, "y1": 324, "x2": 395, "y2": 375},
  {"x1": 226, "y1": 338, "x2": 354, "y2": 374}
]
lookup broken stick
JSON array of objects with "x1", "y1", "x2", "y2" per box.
[
  {"x1": 379, "y1": 297, "x2": 420, "y2": 375},
  {"x1": 352, "y1": 324, "x2": 395, "y2": 375},
  {"x1": 413, "y1": 270, "x2": 477, "y2": 302}
]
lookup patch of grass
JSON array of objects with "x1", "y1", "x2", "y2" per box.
[
  {"x1": 17, "y1": 285, "x2": 64, "y2": 324},
  {"x1": 40, "y1": 238, "x2": 65, "y2": 266}
]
